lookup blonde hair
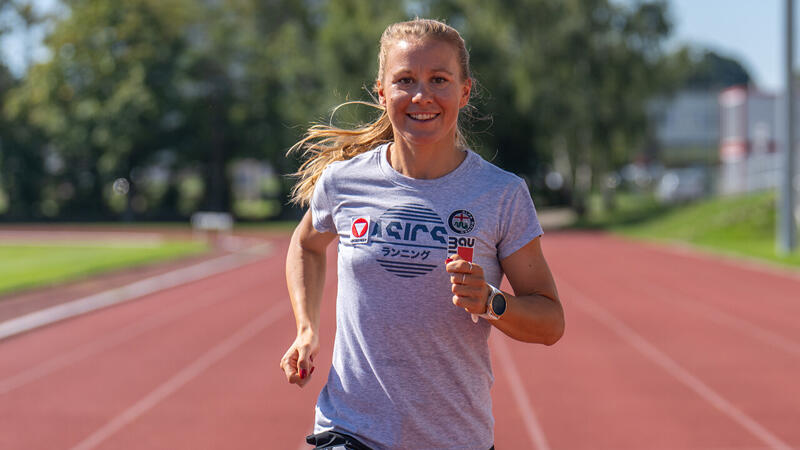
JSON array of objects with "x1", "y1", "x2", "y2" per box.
[{"x1": 287, "y1": 18, "x2": 473, "y2": 206}]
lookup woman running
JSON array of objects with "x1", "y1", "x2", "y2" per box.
[{"x1": 280, "y1": 17, "x2": 565, "y2": 450}]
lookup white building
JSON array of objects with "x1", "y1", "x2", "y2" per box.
[
  {"x1": 649, "y1": 89, "x2": 720, "y2": 166},
  {"x1": 717, "y1": 85, "x2": 793, "y2": 195}
]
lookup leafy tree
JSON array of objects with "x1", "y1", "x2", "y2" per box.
[
  {"x1": 669, "y1": 47, "x2": 751, "y2": 90},
  {"x1": 0, "y1": 0, "x2": 50, "y2": 219},
  {"x1": 214, "y1": 0, "x2": 322, "y2": 212},
  {"x1": 2, "y1": 0, "x2": 679, "y2": 220},
  {"x1": 227, "y1": 0, "x2": 407, "y2": 218},
  {"x1": 5, "y1": 0, "x2": 206, "y2": 219},
  {"x1": 4, "y1": 0, "x2": 335, "y2": 220},
  {"x1": 428, "y1": 0, "x2": 674, "y2": 214}
]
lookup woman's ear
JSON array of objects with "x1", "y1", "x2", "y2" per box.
[
  {"x1": 459, "y1": 78, "x2": 472, "y2": 108},
  {"x1": 376, "y1": 80, "x2": 386, "y2": 106}
]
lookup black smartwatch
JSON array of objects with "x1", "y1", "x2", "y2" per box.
[{"x1": 479, "y1": 284, "x2": 506, "y2": 321}]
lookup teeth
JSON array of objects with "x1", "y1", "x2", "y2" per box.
[{"x1": 410, "y1": 113, "x2": 437, "y2": 120}]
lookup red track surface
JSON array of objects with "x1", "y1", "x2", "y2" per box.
[{"x1": 1, "y1": 231, "x2": 798, "y2": 449}]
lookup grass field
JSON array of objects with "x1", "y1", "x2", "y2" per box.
[
  {"x1": 578, "y1": 189, "x2": 800, "y2": 268},
  {"x1": 0, "y1": 240, "x2": 208, "y2": 297}
]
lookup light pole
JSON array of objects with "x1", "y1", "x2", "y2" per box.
[{"x1": 779, "y1": 0, "x2": 797, "y2": 254}]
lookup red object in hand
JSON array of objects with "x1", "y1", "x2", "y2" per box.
[
  {"x1": 446, "y1": 247, "x2": 474, "y2": 265},
  {"x1": 457, "y1": 246, "x2": 474, "y2": 262}
]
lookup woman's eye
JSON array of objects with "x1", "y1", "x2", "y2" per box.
[
  {"x1": 432, "y1": 77, "x2": 448, "y2": 84},
  {"x1": 398, "y1": 77, "x2": 414, "y2": 84}
]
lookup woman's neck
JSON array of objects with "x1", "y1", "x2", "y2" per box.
[{"x1": 387, "y1": 141, "x2": 466, "y2": 180}]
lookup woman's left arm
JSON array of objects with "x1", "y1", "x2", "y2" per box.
[
  {"x1": 448, "y1": 236, "x2": 564, "y2": 345},
  {"x1": 493, "y1": 236, "x2": 564, "y2": 344}
]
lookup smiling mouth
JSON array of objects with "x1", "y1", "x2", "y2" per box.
[{"x1": 408, "y1": 113, "x2": 439, "y2": 121}]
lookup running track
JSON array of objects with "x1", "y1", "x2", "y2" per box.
[{"x1": 1, "y1": 231, "x2": 798, "y2": 449}]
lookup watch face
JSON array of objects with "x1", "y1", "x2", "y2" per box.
[{"x1": 491, "y1": 293, "x2": 507, "y2": 316}]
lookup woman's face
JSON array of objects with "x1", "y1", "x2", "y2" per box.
[{"x1": 377, "y1": 38, "x2": 471, "y2": 152}]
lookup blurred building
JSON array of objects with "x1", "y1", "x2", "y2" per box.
[
  {"x1": 717, "y1": 85, "x2": 790, "y2": 195},
  {"x1": 651, "y1": 85, "x2": 800, "y2": 197},
  {"x1": 649, "y1": 89, "x2": 720, "y2": 167},
  {"x1": 646, "y1": 89, "x2": 721, "y2": 202}
]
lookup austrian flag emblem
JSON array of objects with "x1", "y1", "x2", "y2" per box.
[
  {"x1": 350, "y1": 216, "x2": 370, "y2": 244},
  {"x1": 448, "y1": 210, "x2": 475, "y2": 234}
]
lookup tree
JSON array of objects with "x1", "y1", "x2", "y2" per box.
[
  {"x1": 4, "y1": 0, "x2": 355, "y2": 220},
  {"x1": 0, "y1": 0, "x2": 50, "y2": 220},
  {"x1": 4, "y1": 0, "x2": 204, "y2": 218},
  {"x1": 677, "y1": 48, "x2": 752, "y2": 90},
  {"x1": 2, "y1": 0, "x2": 679, "y2": 220},
  {"x1": 427, "y1": 0, "x2": 675, "y2": 214}
]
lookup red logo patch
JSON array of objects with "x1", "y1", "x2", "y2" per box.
[
  {"x1": 352, "y1": 218, "x2": 368, "y2": 237},
  {"x1": 350, "y1": 216, "x2": 370, "y2": 244}
]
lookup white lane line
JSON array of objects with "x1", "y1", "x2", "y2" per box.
[
  {"x1": 608, "y1": 251, "x2": 800, "y2": 358},
  {"x1": 491, "y1": 335, "x2": 551, "y2": 450},
  {"x1": 635, "y1": 238, "x2": 800, "y2": 284},
  {"x1": 643, "y1": 278, "x2": 800, "y2": 358},
  {"x1": 0, "y1": 243, "x2": 271, "y2": 341},
  {"x1": 0, "y1": 274, "x2": 266, "y2": 395},
  {"x1": 70, "y1": 301, "x2": 288, "y2": 450},
  {"x1": 560, "y1": 279, "x2": 792, "y2": 450}
]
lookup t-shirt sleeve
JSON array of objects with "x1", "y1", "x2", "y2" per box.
[
  {"x1": 497, "y1": 178, "x2": 543, "y2": 260},
  {"x1": 310, "y1": 169, "x2": 336, "y2": 234}
]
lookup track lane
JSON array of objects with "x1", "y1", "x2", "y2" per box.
[
  {"x1": 561, "y1": 237, "x2": 800, "y2": 444},
  {"x1": 493, "y1": 287, "x2": 766, "y2": 449},
  {"x1": 559, "y1": 233, "x2": 800, "y2": 335},
  {"x1": 565, "y1": 280, "x2": 791, "y2": 449},
  {"x1": 0, "y1": 261, "x2": 269, "y2": 379},
  {"x1": 71, "y1": 303, "x2": 289, "y2": 450},
  {"x1": 490, "y1": 334, "x2": 550, "y2": 449},
  {"x1": 1, "y1": 239, "x2": 304, "y2": 450},
  {"x1": 2, "y1": 265, "x2": 279, "y2": 449},
  {"x1": 0, "y1": 279, "x2": 267, "y2": 395},
  {"x1": 2, "y1": 231, "x2": 799, "y2": 449},
  {"x1": 83, "y1": 240, "x2": 340, "y2": 450},
  {"x1": 534, "y1": 232, "x2": 800, "y2": 448}
]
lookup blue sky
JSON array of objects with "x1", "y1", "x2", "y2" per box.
[
  {"x1": 0, "y1": 0, "x2": 792, "y2": 92},
  {"x1": 666, "y1": 0, "x2": 784, "y2": 92}
]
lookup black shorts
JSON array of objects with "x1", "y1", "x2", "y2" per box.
[
  {"x1": 306, "y1": 430, "x2": 495, "y2": 450},
  {"x1": 306, "y1": 431, "x2": 371, "y2": 450}
]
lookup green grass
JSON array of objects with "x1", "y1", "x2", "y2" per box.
[
  {"x1": 0, "y1": 240, "x2": 208, "y2": 296},
  {"x1": 584, "y1": 190, "x2": 800, "y2": 268},
  {"x1": 573, "y1": 191, "x2": 667, "y2": 229}
]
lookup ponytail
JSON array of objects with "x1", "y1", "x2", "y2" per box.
[{"x1": 287, "y1": 102, "x2": 393, "y2": 206}]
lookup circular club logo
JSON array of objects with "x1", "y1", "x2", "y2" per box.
[
  {"x1": 351, "y1": 217, "x2": 369, "y2": 238},
  {"x1": 448, "y1": 210, "x2": 475, "y2": 234}
]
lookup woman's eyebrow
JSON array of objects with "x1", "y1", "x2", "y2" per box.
[
  {"x1": 431, "y1": 67, "x2": 455, "y2": 75},
  {"x1": 393, "y1": 69, "x2": 413, "y2": 75}
]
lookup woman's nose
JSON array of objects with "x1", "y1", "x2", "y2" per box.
[{"x1": 412, "y1": 83, "x2": 433, "y2": 103}]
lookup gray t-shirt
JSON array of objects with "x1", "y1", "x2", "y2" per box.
[{"x1": 310, "y1": 144, "x2": 543, "y2": 449}]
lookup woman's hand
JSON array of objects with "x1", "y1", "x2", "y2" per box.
[
  {"x1": 280, "y1": 330, "x2": 319, "y2": 388},
  {"x1": 445, "y1": 254, "x2": 490, "y2": 318}
]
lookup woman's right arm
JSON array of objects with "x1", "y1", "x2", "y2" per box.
[{"x1": 280, "y1": 210, "x2": 337, "y2": 388}]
